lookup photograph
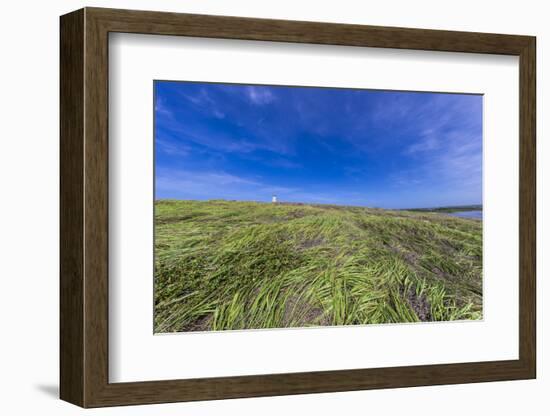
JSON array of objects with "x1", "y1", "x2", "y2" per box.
[{"x1": 153, "y1": 81, "x2": 483, "y2": 333}]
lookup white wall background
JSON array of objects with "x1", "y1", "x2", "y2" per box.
[{"x1": 0, "y1": 0, "x2": 545, "y2": 414}]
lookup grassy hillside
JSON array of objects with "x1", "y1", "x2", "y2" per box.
[{"x1": 154, "y1": 200, "x2": 482, "y2": 333}]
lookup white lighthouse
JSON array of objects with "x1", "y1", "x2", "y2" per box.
[{"x1": 272, "y1": 195, "x2": 277, "y2": 203}]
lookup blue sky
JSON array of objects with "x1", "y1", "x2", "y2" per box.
[{"x1": 155, "y1": 81, "x2": 482, "y2": 209}]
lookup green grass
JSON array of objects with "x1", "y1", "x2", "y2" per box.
[{"x1": 154, "y1": 200, "x2": 483, "y2": 333}]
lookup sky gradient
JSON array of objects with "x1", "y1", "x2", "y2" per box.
[{"x1": 154, "y1": 81, "x2": 482, "y2": 209}]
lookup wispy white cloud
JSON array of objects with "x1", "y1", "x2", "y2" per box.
[
  {"x1": 156, "y1": 137, "x2": 190, "y2": 156},
  {"x1": 179, "y1": 88, "x2": 226, "y2": 119},
  {"x1": 245, "y1": 86, "x2": 275, "y2": 105},
  {"x1": 388, "y1": 130, "x2": 482, "y2": 206},
  {"x1": 405, "y1": 129, "x2": 441, "y2": 155},
  {"x1": 156, "y1": 169, "x2": 260, "y2": 199},
  {"x1": 154, "y1": 96, "x2": 172, "y2": 117},
  {"x1": 156, "y1": 168, "x2": 320, "y2": 203}
]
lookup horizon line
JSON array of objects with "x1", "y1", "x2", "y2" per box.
[{"x1": 154, "y1": 198, "x2": 482, "y2": 211}]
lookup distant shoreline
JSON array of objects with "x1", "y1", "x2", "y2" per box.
[{"x1": 404, "y1": 204, "x2": 482, "y2": 213}]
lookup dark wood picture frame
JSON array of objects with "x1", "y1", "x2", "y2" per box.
[{"x1": 60, "y1": 7, "x2": 536, "y2": 408}]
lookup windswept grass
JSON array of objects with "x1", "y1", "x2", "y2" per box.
[{"x1": 154, "y1": 200, "x2": 482, "y2": 333}]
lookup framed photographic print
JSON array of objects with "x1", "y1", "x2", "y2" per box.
[{"x1": 60, "y1": 7, "x2": 536, "y2": 408}]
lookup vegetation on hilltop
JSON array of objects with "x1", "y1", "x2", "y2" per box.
[{"x1": 154, "y1": 200, "x2": 482, "y2": 333}]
